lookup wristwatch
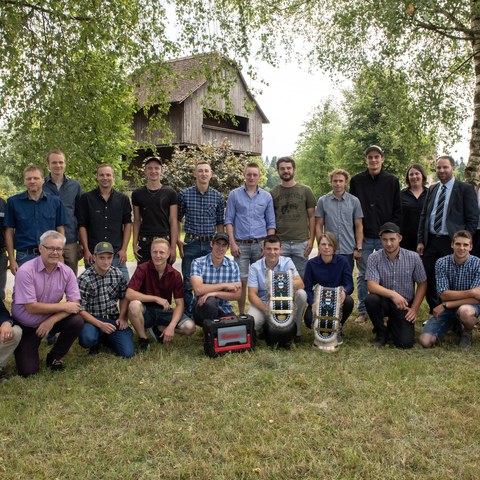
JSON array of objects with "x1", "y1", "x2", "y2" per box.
[{"x1": 354, "y1": 247, "x2": 362, "y2": 253}]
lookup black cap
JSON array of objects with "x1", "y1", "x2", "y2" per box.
[
  {"x1": 365, "y1": 145, "x2": 384, "y2": 156},
  {"x1": 143, "y1": 156, "x2": 162, "y2": 166},
  {"x1": 212, "y1": 232, "x2": 230, "y2": 244},
  {"x1": 94, "y1": 241, "x2": 114, "y2": 254},
  {"x1": 379, "y1": 222, "x2": 400, "y2": 235}
]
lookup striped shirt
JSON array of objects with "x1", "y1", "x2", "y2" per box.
[
  {"x1": 191, "y1": 253, "x2": 240, "y2": 315},
  {"x1": 177, "y1": 186, "x2": 224, "y2": 236},
  {"x1": 435, "y1": 254, "x2": 480, "y2": 295},
  {"x1": 366, "y1": 248, "x2": 426, "y2": 302}
]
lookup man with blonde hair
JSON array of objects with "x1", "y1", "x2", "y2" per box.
[
  {"x1": 315, "y1": 168, "x2": 363, "y2": 273},
  {"x1": 127, "y1": 238, "x2": 195, "y2": 352}
]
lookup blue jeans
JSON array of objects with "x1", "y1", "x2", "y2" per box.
[
  {"x1": 182, "y1": 238, "x2": 212, "y2": 316},
  {"x1": 280, "y1": 240, "x2": 309, "y2": 279},
  {"x1": 16, "y1": 251, "x2": 39, "y2": 267},
  {"x1": 79, "y1": 318, "x2": 134, "y2": 358},
  {"x1": 355, "y1": 237, "x2": 383, "y2": 313}
]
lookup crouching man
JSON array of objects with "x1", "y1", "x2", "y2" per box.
[
  {"x1": 365, "y1": 223, "x2": 427, "y2": 348},
  {"x1": 77, "y1": 242, "x2": 134, "y2": 358},
  {"x1": 12, "y1": 231, "x2": 83, "y2": 376},
  {"x1": 190, "y1": 232, "x2": 242, "y2": 326},
  {"x1": 420, "y1": 230, "x2": 480, "y2": 348},
  {"x1": 0, "y1": 299, "x2": 22, "y2": 380},
  {"x1": 247, "y1": 235, "x2": 307, "y2": 343},
  {"x1": 126, "y1": 238, "x2": 195, "y2": 352}
]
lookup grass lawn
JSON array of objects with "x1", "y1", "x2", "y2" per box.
[{"x1": 2, "y1": 296, "x2": 480, "y2": 479}]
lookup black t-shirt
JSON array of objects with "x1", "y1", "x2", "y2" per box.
[
  {"x1": 132, "y1": 186, "x2": 178, "y2": 237},
  {"x1": 0, "y1": 197, "x2": 5, "y2": 248}
]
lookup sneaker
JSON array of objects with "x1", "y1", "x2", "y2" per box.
[
  {"x1": 148, "y1": 326, "x2": 163, "y2": 343},
  {"x1": 46, "y1": 354, "x2": 65, "y2": 371},
  {"x1": 373, "y1": 334, "x2": 387, "y2": 348},
  {"x1": 355, "y1": 313, "x2": 368, "y2": 324},
  {"x1": 293, "y1": 335, "x2": 303, "y2": 344},
  {"x1": 138, "y1": 337, "x2": 150, "y2": 352},
  {"x1": 337, "y1": 329, "x2": 344, "y2": 345},
  {"x1": 459, "y1": 330, "x2": 472, "y2": 348}
]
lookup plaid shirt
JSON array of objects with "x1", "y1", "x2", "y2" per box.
[
  {"x1": 177, "y1": 186, "x2": 224, "y2": 235},
  {"x1": 436, "y1": 254, "x2": 480, "y2": 295},
  {"x1": 191, "y1": 253, "x2": 240, "y2": 315},
  {"x1": 366, "y1": 248, "x2": 426, "y2": 302},
  {"x1": 78, "y1": 266, "x2": 127, "y2": 317}
]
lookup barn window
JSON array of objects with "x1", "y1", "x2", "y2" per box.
[{"x1": 203, "y1": 109, "x2": 249, "y2": 133}]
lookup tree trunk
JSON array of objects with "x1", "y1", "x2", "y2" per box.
[{"x1": 467, "y1": 0, "x2": 480, "y2": 185}]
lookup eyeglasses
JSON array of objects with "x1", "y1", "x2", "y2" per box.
[{"x1": 41, "y1": 245, "x2": 64, "y2": 253}]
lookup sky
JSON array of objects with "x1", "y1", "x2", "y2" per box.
[{"x1": 249, "y1": 60, "x2": 471, "y2": 165}]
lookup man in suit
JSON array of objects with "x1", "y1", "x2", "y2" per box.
[{"x1": 417, "y1": 155, "x2": 478, "y2": 313}]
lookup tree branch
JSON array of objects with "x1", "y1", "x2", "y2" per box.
[
  {"x1": 413, "y1": 19, "x2": 473, "y2": 41},
  {"x1": 435, "y1": 5, "x2": 472, "y2": 36},
  {"x1": 1, "y1": 0, "x2": 92, "y2": 22}
]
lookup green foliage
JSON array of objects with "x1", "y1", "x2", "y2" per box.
[
  {"x1": 294, "y1": 65, "x2": 437, "y2": 191},
  {"x1": 264, "y1": 156, "x2": 280, "y2": 191},
  {"x1": 162, "y1": 140, "x2": 249, "y2": 200},
  {"x1": 294, "y1": 98, "x2": 342, "y2": 197}
]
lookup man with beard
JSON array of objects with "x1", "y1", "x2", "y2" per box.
[
  {"x1": 270, "y1": 157, "x2": 316, "y2": 279},
  {"x1": 417, "y1": 155, "x2": 478, "y2": 316}
]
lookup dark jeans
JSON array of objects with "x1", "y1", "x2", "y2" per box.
[
  {"x1": 422, "y1": 236, "x2": 452, "y2": 313},
  {"x1": 192, "y1": 297, "x2": 227, "y2": 327},
  {"x1": 14, "y1": 314, "x2": 84, "y2": 377},
  {"x1": 304, "y1": 294, "x2": 354, "y2": 328},
  {"x1": 182, "y1": 238, "x2": 212, "y2": 316},
  {"x1": 365, "y1": 294, "x2": 414, "y2": 348}
]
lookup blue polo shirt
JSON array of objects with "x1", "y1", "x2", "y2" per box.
[{"x1": 4, "y1": 191, "x2": 68, "y2": 250}]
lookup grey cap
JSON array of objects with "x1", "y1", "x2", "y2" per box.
[
  {"x1": 379, "y1": 222, "x2": 400, "y2": 235},
  {"x1": 212, "y1": 232, "x2": 230, "y2": 244},
  {"x1": 365, "y1": 145, "x2": 384, "y2": 156},
  {"x1": 94, "y1": 241, "x2": 114, "y2": 255}
]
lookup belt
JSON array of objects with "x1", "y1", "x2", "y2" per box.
[
  {"x1": 102, "y1": 314, "x2": 119, "y2": 320},
  {"x1": 185, "y1": 234, "x2": 213, "y2": 242},
  {"x1": 17, "y1": 247, "x2": 40, "y2": 255},
  {"x1": 139, "y1": 235, "x2": 170, "y2": 242},
  {"x1": 235, "y1": 238, "x2": 265, "y2": 244}
]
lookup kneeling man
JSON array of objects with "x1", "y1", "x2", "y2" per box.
[
  {"x1": 0, "y1": 299, "x2": 22, "y2": 380},
  {"x1": 127, "y1": 238, "x2": 195, "y2": 351},
  {"x1": 190, "y1": 232, "x2": 241, "y2": 326},
  {"x1": 12, "y1": 231, "x2": 83, "y2": 376},
  {"x1": 420, "y1": 230, "x2": 480, "y2": 348},
  {"x1": 247, "y1": 235, "x2": 307, "y2": 342},
  {"x1": 78, "y1": 242, "x2": 134, "y2": 358},
  {"x1": 365, "y1": 223, "x2": 427, "y2": 348}
]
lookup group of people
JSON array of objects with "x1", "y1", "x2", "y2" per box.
[{"x1": 0, "y1": 145, "x2": 479, "y2": 380}]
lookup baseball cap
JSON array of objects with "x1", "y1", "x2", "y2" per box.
[
  {"x1": 212, "y1": 232, "x2": 230, "y2": 244},
  {"x1": 379, "y1": 223, "x2": 400, "y2": 235},
  {"x1": 94, "y1": 242, "x2": 114, "y2": 254},
  {"x1": 365, "y1": 145, "x2": 384, "y2": 156},
  {"x1": 143, "y1": 156, "x2": 162, "y2": 166}
]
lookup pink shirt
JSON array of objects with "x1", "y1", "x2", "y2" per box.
[{"x1": 12, "y1": 256, "x2": 80, "y2": 327}]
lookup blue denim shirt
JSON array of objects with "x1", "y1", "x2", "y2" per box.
[{"x1": 4, "y1": 191, "x2": 68, "y2": 249}]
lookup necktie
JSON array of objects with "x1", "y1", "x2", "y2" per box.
[{"x1": 434, "y1": 184, "x2": 447, "y2": 233}]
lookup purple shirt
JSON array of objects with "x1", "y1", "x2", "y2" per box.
[{"x1": 12, "y1": 256, "x2": 80, "y2": 327}]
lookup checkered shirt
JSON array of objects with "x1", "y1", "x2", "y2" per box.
[
  {"x1": 435, "y1": 254, "x2": 480, "y2": 295},
  {"x1": 366, "y1": 248, "x2": 427, "y2": 302},
  {"x1": 78, "y1": 266, "x2": 127, "y2": 317},
  {"x1": 177, "y1": 186, "x2": 224, "y2": 235},
  {"x1": 191, "y1": 253, "x2": 240, "y2": 315}
]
